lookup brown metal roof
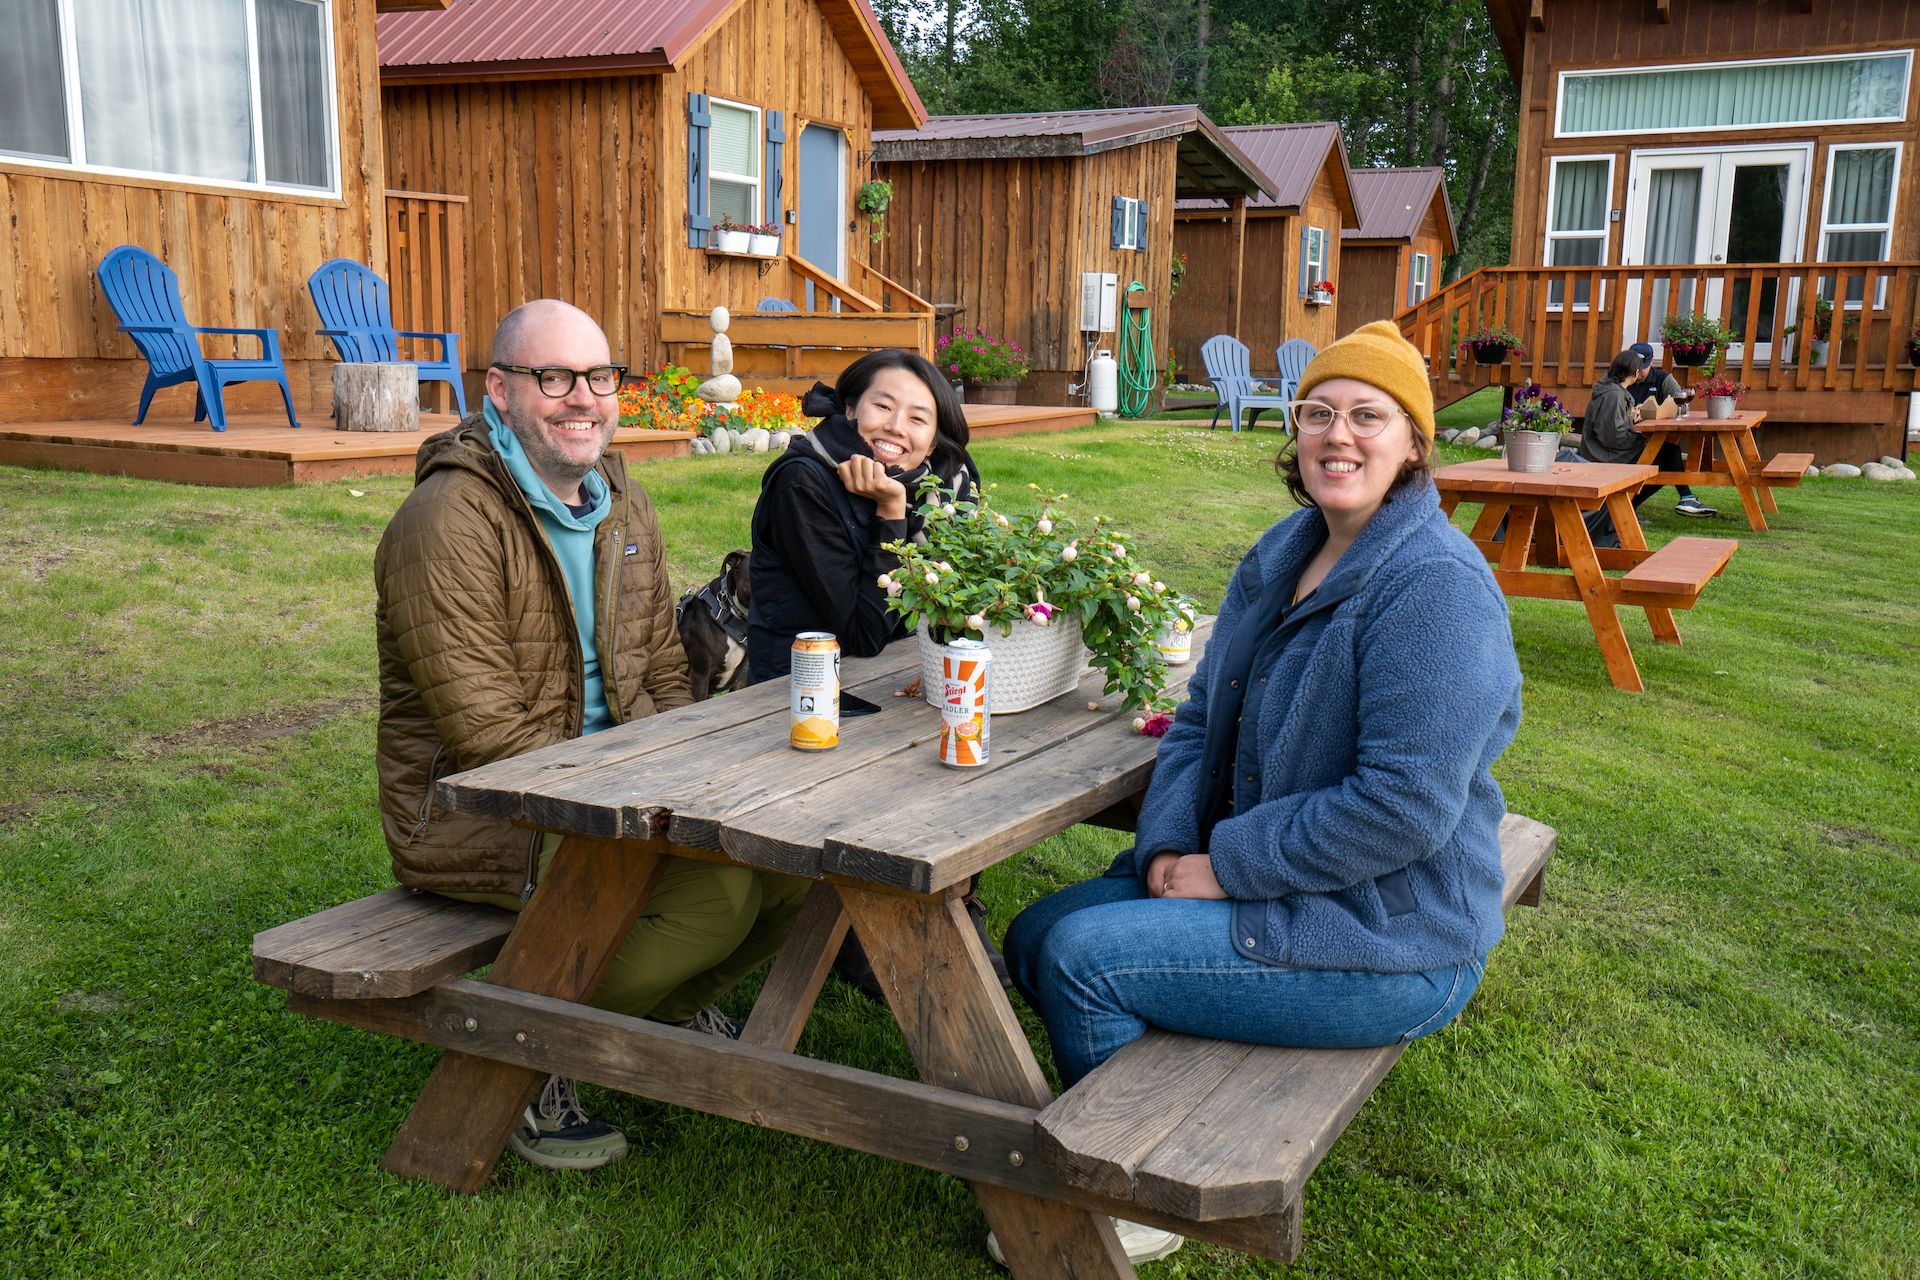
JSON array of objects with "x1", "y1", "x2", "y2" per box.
[
  {"x1": 377, "y1": 0, "x2": 925, "y2": 128},
  {"x1": 1172, "y1": 122, "x2": 1356, "y2": 224},
  {"x1": 872, "y1": 105, "x2": 1276, "y2": 201},
  {"x1": 1344, "y1": 167, "x2": 1457, "y2": 253}
]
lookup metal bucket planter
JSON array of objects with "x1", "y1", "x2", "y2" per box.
[
  {"x1": 1505, "y1": 428, "x2": 1560, "y2": 474},
  {"x1": 1703, "y1": 396, "x2": 1736, "y2": 420}
]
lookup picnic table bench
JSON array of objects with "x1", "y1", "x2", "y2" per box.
[
  {"x1": 1436, "y1": 458, "x2": 1738, "y2": 691},
  {"x1": 255, "y1": 626, "x2": 1557, "y2": 1274},
  {"x1": 1632, "y1": 408, "x2": 1810, "y2": 532}
]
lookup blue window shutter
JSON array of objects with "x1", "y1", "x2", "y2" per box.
[
  {"x1": 765, "y1": 110, "x2": 785, "y2": 229},
  {"x1": 1112, "y1": 196, "x2": 1125, "y2": 249},
  {"x1": 687, "y1": 93, "x2": 711, "y2": 248},
  {"x1": 1298, "y1": 225, "x2": 1309, "y2": 297},
  {"x1": 1134, "y1": 201, "x2": 1147, "y2": 253},
  {"x1": 1407, "y1": 253, "x2": 1416, "y2": 307}
]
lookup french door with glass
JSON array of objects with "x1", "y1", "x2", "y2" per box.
[{"x1": 1620, "y1": 145, "x2": 1809, "y2": 360}]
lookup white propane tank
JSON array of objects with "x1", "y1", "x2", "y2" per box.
[{"x1": 1088, "y1": 349, "x2": 1119, "y2": 417}]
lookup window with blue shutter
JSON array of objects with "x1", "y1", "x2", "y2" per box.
[
  {"x1": 1297, "y1": 225, "x2": 1309, "y2": 297},
  {"x1": 687, "y1": 93, "x2": 711, "y2": 247},
  {"x1": 1111, "y1": 196, "x2": 1126, "y2": 249},
  {"x1": 1132, "y1": 200, "x2": 1147, "y2": 253}
]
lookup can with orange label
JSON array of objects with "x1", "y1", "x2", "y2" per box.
[
  {"x1": 789, "y1": 632, "x2": 840, "y2": 750},
  {"x1": 936, "y1": 638, "x2": 992, "y2": 767}
]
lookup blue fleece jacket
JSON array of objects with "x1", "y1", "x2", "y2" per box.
[
  {"x1": 485, "y1": 401, "x2": 615, "y2": 734},
  {"x1": 1118, "y1": 479, "x2": 1523, "y2": 973}
]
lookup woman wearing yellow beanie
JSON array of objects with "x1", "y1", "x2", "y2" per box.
[{"x1": 1004, "y1": 323, "x2": 1523, "y2": 1180}]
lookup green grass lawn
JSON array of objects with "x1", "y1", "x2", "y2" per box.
[{"x1": 3, "y1": 419, "x2": 1916, "y2": 1278}]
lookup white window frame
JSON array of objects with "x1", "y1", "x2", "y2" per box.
[
  {"x1": 1115, "y1": 196, "x2": 1147, "y2": 250},
  {"x1": 707, "y1": 96, "x2": 763, "y2": 233},
  {"x1": 1556, "y1": 50, "x2": 1914, "y2": 139},
  {"x1": 1, "y1": 0, "x2": 341, "y2": 197},
  {"x1": 1305, "y1": 225, "x2": 1327, "y2": 288},
  {"x1": 1411, "y1": 251, "x2": 1431, "y2": 302},
  {"x1": 1817, "y1": 140, "x2": 1901, "y2": 310},
  {"x1": 1544, "y1": 154, "x2": 1613, "y2": 311}
]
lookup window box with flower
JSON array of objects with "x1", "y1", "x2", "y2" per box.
[
  {"x1": 935, "y1": 328, "x2": 1031, "y2": 405},
  {"x1": 1307, "y1": 279, "x2": 1336, "y2": 307},
  {"x1": 712, "y1": 215, "x2": 753, "y2": 255},
  {"x1": 748, "y1": 222, "x2": 782, "y2": 256},
  {"x1": 876, "y1": 482, "x2": 1183, "y2": 715}
]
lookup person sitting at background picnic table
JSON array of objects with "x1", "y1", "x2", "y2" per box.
[
  {"x1": 743, "y1": 348, "x2": 1004, "y2": 988},
  {"x1": 1582, "y1": 345, "x2": 1717, "y2": 519},
  {"x1": 374, "y1": 299, "x2": 807, "y2": 1174},
  {"x1": 997, "y1": 321, "x2": 1523, "y2": 1265}
]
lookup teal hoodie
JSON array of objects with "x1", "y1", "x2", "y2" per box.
[{"x1": 485, "y1": 401, "x2": 615, "y2": 734}]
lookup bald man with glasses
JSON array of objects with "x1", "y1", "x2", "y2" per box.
[{"x1": 373, "y1": 300, "x2": 807, "y2": 1173}]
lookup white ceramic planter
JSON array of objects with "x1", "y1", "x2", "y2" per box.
[
  {"x1": 714, "y1": 229, "x2": 751, "y2": 254},
  {"x1": 918, "y1": 615, "x2": 1088, "y2": 714},
  {"x1": 750, "y1": 233, "x2": 781, "y2": 256}
]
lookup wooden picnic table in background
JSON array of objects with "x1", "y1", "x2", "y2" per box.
[
  {"x1": 1436, "y1": 459, "x2": 1738, "y2": 692},
  {"x1": 1631, "y1": 407, "x2": 1811, "y2": 533}
]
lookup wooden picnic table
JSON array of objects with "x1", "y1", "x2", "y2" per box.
[
  {"x1": 1435, "y1": 459, "x2": 1738, "y2": 692},
  {"x1": 329, "y1": 629, "x2": 1229, "y2": 1277},
  {"x1": 1631, "y1": 407, "x2": 1809, "y2": 533}
]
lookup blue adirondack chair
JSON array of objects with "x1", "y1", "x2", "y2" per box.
[
  {"x1": 755, "y1": 296, "x2": 800, "y2": 312},
  {"x1": 1273, "y1": 338, "x2": 1318, "y2": 432},
  {"x1": 96, "y1": 244, "x2": 299, "y2": 432},
  {"x1": 308, "y1": 258, "x2": 466, "y2": 416},
  {"x1": 1200, "y1": 334, "x2": 1288, "y2": 432}
]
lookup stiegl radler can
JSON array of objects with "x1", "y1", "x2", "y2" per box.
[
  {"x1": 937, "y1": 637, "x2": 991, "y2": 767},
  {"x1": 789, "y1": 632, "x2": 841, "y2": 750}
]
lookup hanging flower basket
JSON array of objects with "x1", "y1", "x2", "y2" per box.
[
  {"x1": 1668, "y1": 342, "x2": 1715, "y2": 367},
  {"x1": 916, "y1": 614, "x2": 1088, "y2": 714}
]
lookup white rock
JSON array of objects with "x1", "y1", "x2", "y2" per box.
[
  {"x1": 690, "y1": 437, "x2": 712, "y2": 455},
  {"x1": 1824, "y1": 462, "x2": 1861, "y2": 478},
  {"x1": 745, "y1": 427, "x2": 771, "y2": 453},
  {"x1": 696, "y1": 374, "x2": 742, "y2": 403},
  {"x1": 1455, "y1": 427, "x2": 1480, "y2": 445},
  {"x1": 770, "y1": 430, "x2": 791, "y2": 451},
  {"x1": 1481, "y1": 438, "x2": 1503, "y2": 451},
  {"x1": 710, "y1": 427, "x2": 732, "y2": 454},
  {"x1": 1439, "y1": 428, "x2": 1459, "y2": 443},
  {"x1": 709, "y1": 305, "x2": 730, "y2": 334},
  {"x1": 1803, "y1": 465, "x2": 1820, "y2": 477},
  {"x1": 1899, "y1": 466, "x2": 1917, "y2": 480},
  {"x1": 1862, "y1": 462, "x2": 1899, "y2": 480},
  {"x1": 1880, "y1": 456, "x2": 1903, "y2": 467},
  {"x1": 710, "y1": 333, "x2": 734, "y2": 376}
]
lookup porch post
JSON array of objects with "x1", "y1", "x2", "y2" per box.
[{"x1": 1227, "y1": 195, "x2": 1248, "y2": 339}]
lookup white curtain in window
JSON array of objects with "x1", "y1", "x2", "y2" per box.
[
  {"x1": 75, "y1": 0, "x2": 253, "y2": 183},
  {"x1": 1644, "y1": 169, "x2": 1703, "y2": 325},
  {"x1": 259, "y1": 0, "x2": 330, "y2": 188},
  {"x1": 1826, "y1": 148, "x2": 1895, "y2": 225},
  {"x1": 1551, "y1": 160, "x2": 1607, "y2": 232},
  {"x1": 0, "y1": 0, "x2": 69, "y2": 160},
  {"x1": 1563, "y1": 55, "x2": 1907, "y2": 134}
]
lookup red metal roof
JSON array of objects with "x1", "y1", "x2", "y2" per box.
[
  {"x1": 1174, "y1": 122, "x2": 1351, "y2": 215},
  {"x1": 377, "y1": 0, "x2": 925, "y2": 127},
  {"x1": 1345, "y1": 167, "x2": 1456, "y2": 253},
  {"x1": 873, "y1": 105, "x2": 1275, "y2": 200}
]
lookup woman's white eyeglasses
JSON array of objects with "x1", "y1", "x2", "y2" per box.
[{"x1": 1285, "y1": 400, "x2": 1405, "y2": 437}]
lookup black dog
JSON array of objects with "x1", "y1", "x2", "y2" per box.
[{"x1": 677, "y1": 550, "x2": 752, "y2": 701}]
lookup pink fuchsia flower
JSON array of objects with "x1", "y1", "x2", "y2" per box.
[
  {"x1": 1061, "y1": 543, "x2": 1078, "y2": 562},
  {"x1": 1137, "y1": 712, "x2": 1172, "y2": 737},
  {"x1": 1132, "y1": 571, "x2": 1152, "y2": 587},
  {"x1": 1152, "y1": 581, "x2": 1165, "y2": 593},
  {"x1": 965, "y1": 612, "x2": 987, "y2": 632},
  {"x1": 924, "y1": 570, "x2": 940, "y2": 585},
  {"x1": 875, "y1": 573, "x2": 893, "y2": 591},
  {"x1": 1035, "y1": 517, "x2": 1053, "y2": 535},
  {"x1": 935, "y1": 561, "x2": 953, "y2": 572},
  {"x1": 950, "y1": 363, "x2": 960, "y2": 373},
  {"x1": 1025, "y1": 601, "x2": 1055, "y2": 625},
  {"x1": 1125, "y1": 595, "x2": 1141, "y2": 612},
  {"x1": 993, "y1": 512, "x2": 1010, "y2": 528}
]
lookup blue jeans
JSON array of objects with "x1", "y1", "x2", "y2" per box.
[{"x1": 1005, "y1": 873, "x2": 1484, "y2": 1086}]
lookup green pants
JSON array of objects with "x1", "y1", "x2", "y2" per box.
[{"x1": 446, "y1": 835, "x2": 810, "y2": 1025}]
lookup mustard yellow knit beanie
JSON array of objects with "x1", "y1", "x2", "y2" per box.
[{"x1": 1294, "y1": 320, "x2": 1435, "y2": 442}]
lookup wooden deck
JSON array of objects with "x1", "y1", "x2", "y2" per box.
[
  {"x1": 0, "y1": 416, "x2": 698, "y2": 488},
  {"x1": 0, "y1": 404, "x2": 1097, "y2": 487}
]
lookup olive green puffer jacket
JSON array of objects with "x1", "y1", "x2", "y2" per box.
[{"x1": 374, "y1": 417, "x2": 691, "y2": 896}]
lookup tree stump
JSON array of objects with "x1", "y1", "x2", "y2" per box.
[{"x1": 333, "y1": 363, "x2": 419, "y2": 432}]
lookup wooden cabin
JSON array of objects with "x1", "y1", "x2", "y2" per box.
[
  {"x1": 1169, "y1": 123, "x2": 1360, "y2": 379},
  {"x1": 1338, "y1": 168, "x2": 1457, "y2": 330},
  {"x1": 870, "y1": 106, "x2": 1274, "y2": 403},
  {"x1": 1401, "y1": 0, "x2": 1920, "y2": 462},
  {"x1": 0, "y1": 0, "x2": 459, "y2": 426},
  {"x1": 377, "y1": 0, "x2": 933, "y2": 399}
]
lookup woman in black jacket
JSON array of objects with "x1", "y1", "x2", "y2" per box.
[{"x1": 746, "y1": 348, "x2": 978, "y2": 682}]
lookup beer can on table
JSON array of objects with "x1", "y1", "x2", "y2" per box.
[
  {"x1": 789, "y1": 632, "x2": 840, "y2": 750},
  {"x1": 936, "y1": 638, "x2": 992, "y2": 768}
]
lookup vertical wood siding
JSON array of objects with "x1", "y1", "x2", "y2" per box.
[
  {"x1": 1336, "y1": 245, "x2": 1403, "y2": 331},
  {"x1": 1510, "y1": 0, "x2": 1920, "y2": 268},
  {"x1": 0, "y1": 0, "x2": 385, "y2": 365}
]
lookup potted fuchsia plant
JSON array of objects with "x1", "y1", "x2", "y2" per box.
[
  {"x1": 1459, "y1": 324, "x2": 1526, "y2": 365},
  {"x1": 937, "y1": 328, "x2": 1031, "y2": 405}
]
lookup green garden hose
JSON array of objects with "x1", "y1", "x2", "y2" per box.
[{"x1": 1117, "y1": 280, "x2": 1157, "y2": 418}]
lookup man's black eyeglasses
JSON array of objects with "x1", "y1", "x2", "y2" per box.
[{"x1": 492, "y1": 363, "x2": 627, "y2": 398}]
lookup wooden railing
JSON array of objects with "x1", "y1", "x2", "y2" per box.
[
  {"x1": 659, "y1": 309, "x2": 936, "y2": 387},
  {"x1": 1400, "y1": 262, "x2": 1920, "y2": 408},
  {"x1": 384, "y1": 189, "x2": 468, "y2": 348}
]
